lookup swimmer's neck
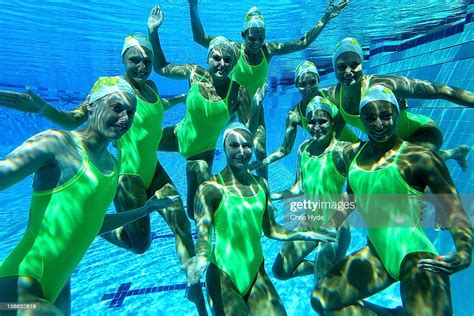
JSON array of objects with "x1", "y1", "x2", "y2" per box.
[
  {"x1": 123, "y1": 74, "x2": 147, "y2": 91},
  {"x1": 75, "y1": 128, "x2": 110, "y2": 157},
  {"x1": 243, "y1": 45, "x2": 263, "y2": 58},
  {"x1": 211, "y1": 75, "x2": 231, "y2": 89},
  {"x1": 223, "y1": 165, "x2": 253, "y2": 186},
  {"x1": 308, "y1": 137, "x2": 334, "y2": 156},
  {"x1": 366, "y1": 136, "x2": 401, "y2": 156},
  {"x1": 301, "y1": 90, "x2": 322, "y2": 103},
  {"x1": 339, "y1": 76, "x2": 366, "y2": 95}
]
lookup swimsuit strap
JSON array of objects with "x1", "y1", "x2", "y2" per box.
[{"x1": 70, "y1": 131, "x2": 116, "y2": 177}]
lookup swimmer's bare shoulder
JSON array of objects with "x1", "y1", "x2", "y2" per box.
[{"x1": 195, "y1": 176, "x2": 225, "y2": 212}]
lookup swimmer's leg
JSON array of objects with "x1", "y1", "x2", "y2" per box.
[
  {"x1": 247, "y1": 263, "x2": 286, "y2": 316},
  {"x1": 408, "y1": 124, "x2": 470, "y2": 171},
  {"x1": 254, "y1": 107, "x2": 268, "y2": 180},
  {"x1": 206, "y1": 263, "x2": 249, "y2": 316},
  {"x1": 272, "y1": 225, "x2": 318, "y2": 280},
  {"x1": 399, "y1": 252, "x2": 452, "y2": 316},
  {"x1": 185, "y1": 151, "x2": 214, "y2": 220},
  {"x1": 311, "y1": 245, "x2": 396, "y2": 315},
  {"x1": 101, "y1": 174, "x2": 151, "y2": 254},
  {"x1": 0, "y1": 276, "x2": 64, "y2": 315},
  {"x1": 147, "y1": 162, "x2": 207, "y2": 315},
  {"x1": 314, "y1": 224, "x2": 351, "y2": 282}
]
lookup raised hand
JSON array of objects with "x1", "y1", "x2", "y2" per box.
[
  {"x1": 326, "y1": 0, "x2": 350, "y2": 19},
  {"x1": 0, "y1": 87, "x2": 48, "y2": 113},
  {"x1": 148, "y1": 4, "x2": 164, "y2": 33},
  {"x1": 182, "y1": 255, "x2": 209, "y2": 286},
  {"x1": 417, "y1": 253, "x2": 472, "y2": 275}
]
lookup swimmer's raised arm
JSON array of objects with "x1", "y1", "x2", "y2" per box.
[
  {"x1": 148, "y1": 5, "x2": 197, "y2": 80},
  {"x1": 0, "y1": 130, "x2": 59, "y2": 190},
  {"x1": 0, "y1": 88, "x2": 88, "y2": 129},
  {"x1": 267, "y1": 0, "x2": 349, "y2": 57},
  {"x1": 270, "y1": 140, "x2": 307, "y2": 200},
  {"x1": 259, "y1": 178, "x2": 336, "y2": 242},
  {"x1": 188, "y1": 0, "x2": 214, "y2": 48},
  {"x1": 374, "y1": 75, "x2": 474, "y2": 108}
]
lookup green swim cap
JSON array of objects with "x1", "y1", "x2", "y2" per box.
[
  {"x1": 89, "y1": 76, "x2": 136, "y2": 104},
  {"x1": 243, "y1": 6, "x2": 265, "y2": 32},
  {"x1": 306, "y1": 96, "x2": 336, "y2": 118},
  {"x1": 360, "y1": 85, "x2": 400, "y2": 112}
]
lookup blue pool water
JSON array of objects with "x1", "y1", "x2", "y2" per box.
[{"x1": 1, "y1": 1, "x2": 474, "y2": 315}]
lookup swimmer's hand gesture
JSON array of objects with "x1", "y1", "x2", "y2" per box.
[
  {"x1": 145, "y1": 193, "x2": 179, "y2": 211},
  {"x1": 0, "y1": 87, "x2": 48, "y2": 113},
  {"x1": 148, "y1": 4, "x2": 164, "y2": 33},
  {"x1": 326, "y1": 0, "x2": 350, "y2": 19},
  {"x1": 417, "y1": 252, "x2": 472, "y2": 275},
  {"x1": 182, "y1": 255, "x2": 209, "y2": 286}
]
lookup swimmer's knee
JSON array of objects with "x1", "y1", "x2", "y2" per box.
[
  {"x1": 129, "y1": 233, "x2": 152, "y2": 254},
  {"x1": 272, "y1": 254, "x2": 291, "y2": 280},
  {"x1": 130, "y1": 242, "x2": 150, "y2": 255}
]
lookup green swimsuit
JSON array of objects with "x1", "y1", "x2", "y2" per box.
[
  {"x1": 338, "y1": 75, "x2": 433, "y2": 140},
  {"x1": 348, "y1": 142, "x2": 438, "y2": 280},
  {"x1": 230, "y1": 46, "x2": 269, "y2": 97},
  {"x1": 300, "y1": 141, "x2": 346, "y2": 229},
  {"x1": 176, "y1": 76, "x2": 232, "y2": 158},
  {"x1": 0, "y1": 132, "x2": 118, "y2": 302},
  {"x1": 117, "y1": 88, "x2": 164, "y2": 188},
  {"x1": 210, "y1": 173, "x2": 266, "y2": 295}
]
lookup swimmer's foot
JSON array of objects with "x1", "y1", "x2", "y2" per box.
[
  {"x1": 186, "y1": 283, "x2": 207, "y2": 316},
  {"x1": 442, "y1": 145, "x2": 471, "y2": 171},
  {"x1": 453, "y1": 145, "x2": 471, "y2": 172}
]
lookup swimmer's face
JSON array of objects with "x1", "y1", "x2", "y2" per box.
[
  {"x1": 335, "y1": 52, "x2": 363, "y2": 87},
  {"x1": 306, "y1": 110, "x2": 334, "y2": 143},
  {"x1": 361, "y1": 101, "x2": 399, "y2": 143},
  {"x1": 90, "y1": 93, "x2": 136, "y2": 139},
  {"x1": 122, "y1": 47, "x2": 153, "y2": 85},
  {"x1": 208, "y1": 46, "x2": 234, "y2": 79},
  {"x1": 242, "y1": 27, "x2": 266, "y2": 53},
  {"x1": 296, "y1": 72, "x2": 319, "y2": 100},
  {"x1": 224, "y1": 130, "x2": 253, "y2": 169}
]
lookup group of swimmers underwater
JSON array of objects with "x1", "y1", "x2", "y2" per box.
[{"x1": 0, "y1": 1, "x2": 472, "y2": 315}]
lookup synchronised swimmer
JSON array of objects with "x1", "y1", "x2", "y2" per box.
[{"x1": 0, "y1": 1, "x2": 472, "y2": 315}]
